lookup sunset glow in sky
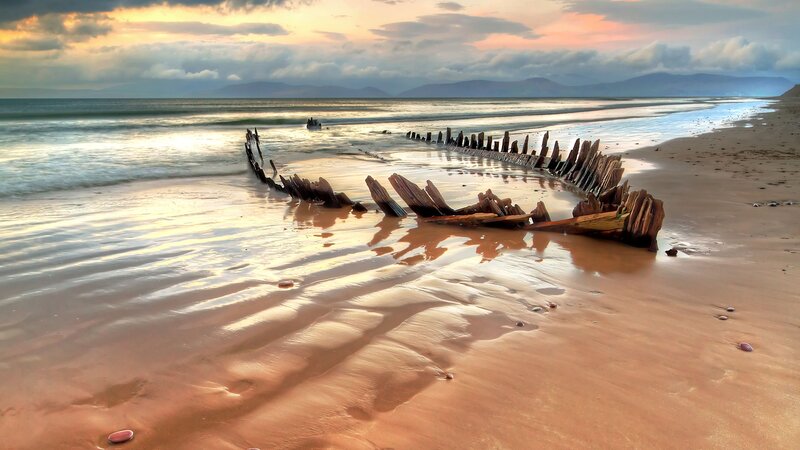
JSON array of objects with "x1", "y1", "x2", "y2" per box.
[{"x1": 0, "y1": 0, "x2": 798, "y2": 93}]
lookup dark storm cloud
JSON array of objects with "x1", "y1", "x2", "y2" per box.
[
  {"x1": 130, "y1": 21, "x2": 288, "y2": 36},
  {"x1": 372, "y1": 13, "x2": 537, "y2": 44},
  {"x1": 0, "y1": 0, "x2": 295, "y2": 23},
  {"x1": 563, "y1": 0, "x2": 764, "y2": 25}
]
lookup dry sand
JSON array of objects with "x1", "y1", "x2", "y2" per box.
[{"x1": 0, "y1": 99, "x2": 797, "y2": 449}]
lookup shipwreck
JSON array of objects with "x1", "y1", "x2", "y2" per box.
[{"x1": 243, "y1": 126, "x2": 665, "y2": 251}]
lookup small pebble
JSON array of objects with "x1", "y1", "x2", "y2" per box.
[
  {"x1": 532, "y1": 306, "x2": 543, "y2": 312},
  {"x1": 665, "y1": 248, "x2": 678, "y2": 257},
  {"x1": 752, "y1": 203, "x2": 760, "y2": 207},
  {"x1": 277, "y1": 280, "x2": 294, "y2": 288},
  {"x1": 548, "y1": 302, "x2": 557, "y2": 309},
  {"x1": 107, "y1": 430, "x2": 134, "y2": 444},
  {"x1": 738, "y1": 342, "x2": 754, "y2": 352},
  {"x1": 726, "y1": 306, "x2": 735, "y2": 312},
  {"x1": 516, "y1": 321, "x2": 524, "y2": 327},
  {"x1": 718, "y1": 315, "x2": 728, "y2": 321},
  {"x1": 444, "y1": 372, "x2": 454, "y2": 380}
]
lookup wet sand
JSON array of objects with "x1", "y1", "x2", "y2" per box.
[
  {"x1": 0, "y1": 99, "x2": 798, "y2": 449},
  {"x1": 363, "y1": 99, "x2": 800, "y2": 449}
]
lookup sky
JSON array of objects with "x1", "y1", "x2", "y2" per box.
[{"x1": 0, "y1": 0, "x2": 798, "y2": 93}]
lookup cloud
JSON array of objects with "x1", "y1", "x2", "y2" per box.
[
  {"x1": 316, "y1": 31, "x2": 348, "y2": 41},
  {"x1": 0, "y1": 1, "x2": 296, "y2": 23},
  {"x1": 693, "y1": 37, "x2": 781, "y2": 71},
  {"x1": 1, "y1": 13, "x2": 114, "y2": 52},
  {"x1": 2, "y1": 37, "x2": 64, "y2": 51},
  {"x1": 0, "y1": 35, "x2": 797, "y2": 93},
  {"x1": 143, "y1": 64, "x2": 220, "y2": 79},
  {"x1": 371, "y1": 13, "x2": 537, "y2": 45},
  {"x1": 129, "y1": 21, "x2": 288, "y2": 36},
  {"x1": 437, "y1": 2, "x2": 464, "y2": 11},
  {"x1": 563, "y1": 0, "x2": 764, "y2": 25},
  {"x1": 615, "y1": 42, "x2": 691, "y2": 69}
]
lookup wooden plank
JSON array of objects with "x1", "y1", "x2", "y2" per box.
[{"x1": 365, "y1": 175, "x2": 407, "y2": 217}]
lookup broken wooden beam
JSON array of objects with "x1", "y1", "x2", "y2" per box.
[
  {"x1": 388, "y1": 174, "x2": 445, "y2": 217},
  {"x1": 366, "y1": 175, "x2": 407, "y2": 217}
]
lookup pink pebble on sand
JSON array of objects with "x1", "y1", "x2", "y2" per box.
[
  {"x1": 277, "y1": 280, "x2": 294, "y2": 288},
  {"x1": 107, "y1": 429, "x2": 134, "y2": 444},
  {"x1": 738, "y1": 342, "x2": 754, "y2": 352}
]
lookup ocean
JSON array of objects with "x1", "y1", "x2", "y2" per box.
[{"x1": 0, "y1": 97, "x2": 769, "y2": 197}]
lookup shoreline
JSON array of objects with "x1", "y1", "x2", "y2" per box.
[{"x1": 359, "y1": 97, "x2": 799, "y2": 449}]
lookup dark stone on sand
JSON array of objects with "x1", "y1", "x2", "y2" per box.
[
  {"x1": 352, "y1": 202, "x2": 368, "y2": 213},
  {"x1": 445, "y1": 372, "x2": 454, "y2": 380},
  {"x1": 516, "y1": 321, "x2": 524, "y2": 327},
  {"x1": 768, "y1": 201, "x2": 779, "y2": 207},
  {"x1": 726, "y1": 306, "x2": 735, "y2": 312},
  {"x1": 718, "y1": 315, "x2": 729, "y2": 321},
  {"x1": 532, "y1": 306, "x2": 543, "y2": 312},
  {"x1": 278, "y1": 280, "x2": 294, "y2": 288},
  {"x1": 738, "y1": 342, "x2": 754, "y2": 352},
  {"x1": 666, "y1": 248, "x2": 678, "y2": 257},
  {"x1": 108, "y1": 430, "x2": 134, "y2": 444},
  {"x1": 548, "y1": 302, "x2": 557, "y2": 309}
]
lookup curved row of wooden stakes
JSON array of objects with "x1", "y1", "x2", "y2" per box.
[{"x1": 244, "y1": 127, "x2": 664, "y2": 251}]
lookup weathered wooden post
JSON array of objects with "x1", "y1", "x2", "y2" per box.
[
  {"x1": 456, "y1": 131, "x2": 464, "y2": 147},
  {"x1": 510, "y1": 141, "x2": 519, "y2": 153},
  {"x1": 366, "y1": 176, "x2": 407, "y2": 217},
  {"x1": 446, "y1": 127, "x2": 452, "y2": 144},
  {"x1": 470, "y1": 134, "x2": 477, "y2": 149},
  {"x1": 493, "y1": 142, "x2": 500, "y2": 152},
  {"x1": 522, "y1": 135, "x2": 529, "y2": 154},
  {"x1": 534, "y1": 132, "x2": 550, "y2": 168},
  {"x1": 437, "y1": 131, "x2": 443, "y2": 144},
  {"x1": 478, "y1": 132, "x2": 485, "y2": 149},
  {"x1": 502, "y1": 131, "x2": 510, "y2": 152},
  {"x1": 426, "y1": 132, "x2": 432, "y2": 143},
  {"x1": 547, "y1": 141, "x2": 560, "y2": 171},
  {"x1": 487, "y1": 135, "x2": 494, "y2": 151}
]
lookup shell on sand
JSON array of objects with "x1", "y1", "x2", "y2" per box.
[
  {"x1": 738, "y1": 342, "x2": 754, "y2": 352},
  {"x1": 107, "y1": 429, "x2": 134, "y2": 444}
]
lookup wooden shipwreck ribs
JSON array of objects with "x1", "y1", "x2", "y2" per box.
[
  {"x1": 243, "y1": 126, "x2": 665, "y2": 251},
  {"x1": 402, "y1": 127, "x2": 665, "y2": 251}
]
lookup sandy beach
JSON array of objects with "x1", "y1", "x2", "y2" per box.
[
  {"x1": 361, "y1": 98, "x2": 800, "y2": 450},
  {"x1": 0, "y1": 96, "x2": 797, "y2": 449}
]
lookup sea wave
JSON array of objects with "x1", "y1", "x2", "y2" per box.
[{"x1": 0, "y1": 99, "x2": 713, "y2": 134}]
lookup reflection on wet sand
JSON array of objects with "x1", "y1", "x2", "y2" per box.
[
  {"x1": 290, "y1": 199, "x2": 353, "y2": 230},
  {"x1": 0, "y1": 144, "x2": 656, "y2": 448}
]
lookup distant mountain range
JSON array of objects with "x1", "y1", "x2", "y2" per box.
[
  {"x1": 204, "y1": 73, "x2": 795, "y2": 98},
  {"x1": 398, "y1": 74, "x2": 795, "y2": 98},
  {"x1": 207, "y1": 81, "x2": 389, "y2": 98},
  {"x1": 0, "y1": 73, "x2": 795, "y2": 99}
]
